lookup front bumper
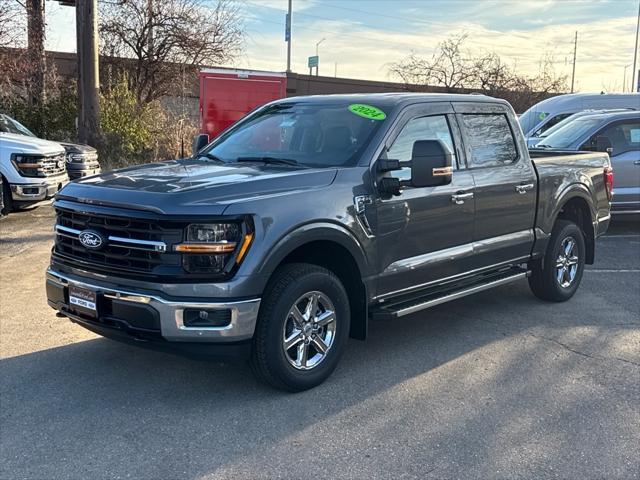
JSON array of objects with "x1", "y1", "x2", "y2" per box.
[
  {"x1": 46, "y1": 269, "x2": 261, "y2": 349},
  {"x1": 11, "y1": 174, "x2": 69, "y2": 203},
  {"x1": 66, "y1": 164, "x2": 101, "y2": 180}
]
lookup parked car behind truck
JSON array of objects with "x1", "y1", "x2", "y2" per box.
[
  {"x1": 46, "y1": 93, "x2": 612, "y2": 391},
  {"x1": 536, "y1": 110, "x2": 639, "y2": 215},
  {"x1": 0, "y1": 113, "x2": 101, "y2": 181},
  {"x1": 0, "y1": 129, "x2": 69, "y2": 215},
  {"x1": 519, "y1": 92, "x2": 639, "y2": 141}
]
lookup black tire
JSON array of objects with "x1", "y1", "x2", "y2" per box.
[
  {"x1": 0, "y1": 176, "x2": 12, "y2": 216},
  {"x1": 250, "y1": 263, "x2": 350, "y2": 392},
  {"x1": 528, "y1": 219, "x2": 586, "y2": 302}
]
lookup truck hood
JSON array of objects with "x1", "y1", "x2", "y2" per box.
[
  {"x1": 0, "y1": 132, "x2": 65, "y2": 155},
  {"x1": 57, "y1": 158, "x2": 338, "y2": 215}
]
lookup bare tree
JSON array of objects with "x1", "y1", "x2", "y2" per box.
[
  {"x1": 0, "y1": 1, "x2": 25, "y2": 48},
  {"x1": 389, "y1": 34, "x2": 568, "y2": 110},
  {"x1": 99, "y1": 0, "x2": 244, "y2": 104},
  {"x1": 389, "y1": 35, "x2": 477, "y2": 92}
]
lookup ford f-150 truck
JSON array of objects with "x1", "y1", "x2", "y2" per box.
[
  {"x1": 46, "y1": 94, "x2": 612, "y2": 391},
  {"x1": 1, "y1": 128, "x2": 69, "y2": 215}
]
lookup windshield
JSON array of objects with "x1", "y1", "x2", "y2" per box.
[
  {"x1": 538, "y1": 117, "x2": 602, "y2": 148},
  {"x1": 519, "y1": 107, "x2": 549, "y2": 135},
  {"x1": 200, "y1": 102, "x2": 386, "y2": 168},
  {"x1": 0, "y1": 114, "x2": 36, "y2": 137}
]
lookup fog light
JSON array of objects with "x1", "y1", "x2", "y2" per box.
[{"x1": 183, "y1": 309, "x2": 232, "y2": 327}]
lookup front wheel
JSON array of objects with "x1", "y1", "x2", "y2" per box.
[
  {"x1": 250, "y1": 263, "x2": 350, "y2": 392},
  {"x1": 0, "y1": 176, "x2": 12, "y2": 216},
  {"x1": 528, "y1": 219, "x2": 586, "y2": 302}
]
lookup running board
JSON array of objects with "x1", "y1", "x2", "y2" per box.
[{"x1": 371, "y1": 269, "x2": 529, "y2": 320}]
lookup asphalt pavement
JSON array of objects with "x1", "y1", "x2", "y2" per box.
[{"x1": 1, "y1": 206, "x2": 638, "y2": 479}]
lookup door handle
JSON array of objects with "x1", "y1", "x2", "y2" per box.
[
  {"x1": 515, "y1": 183, "x2": 535, "y2": 194},
  {"x1": 451, "y1": 192, "x2": 474, "y2": 205},
  {"x1": 634, "y1": 160, "x2": 640, "y2": 165}
]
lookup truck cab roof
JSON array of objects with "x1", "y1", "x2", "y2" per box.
[{"x1": 270, "y1": 92, "x2": 510, "y2": 109}]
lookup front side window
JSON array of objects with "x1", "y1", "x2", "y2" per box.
[
  {"x1": 592, "y1": 120, "x2": 640, "y2": 156},
  {"x1": 386, "y1": 115, "x2": 456, "y2": 181},
  {"x1": 461, "y1": 114, "x2": 518, "y2": 167},
  {"x1": 201, "y1": 102, "x2": 386, "y2": 168}
]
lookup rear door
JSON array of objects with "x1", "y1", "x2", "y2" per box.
[
  {"x1": 374, "y1": 103, "x2": 476, "y2": 298},
  {"x1": 454, "y1": 103, "x2": 537, "y2": 268}
]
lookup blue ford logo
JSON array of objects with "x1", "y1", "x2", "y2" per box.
[{"x1": 78, "y1": 230, "x2": 105, "y2": 250}]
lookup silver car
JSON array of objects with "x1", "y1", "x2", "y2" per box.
[{"x1": 536, "y1": 111, "x2": 640, "y2": 214}]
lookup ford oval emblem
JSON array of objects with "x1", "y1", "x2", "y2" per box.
[{"x1": 78, "y1": 230, "x2": 105, "y2": 250}]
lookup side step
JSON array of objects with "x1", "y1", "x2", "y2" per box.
[{"x1": 371, "y1": 268, "x2": 529, "y2": 320}]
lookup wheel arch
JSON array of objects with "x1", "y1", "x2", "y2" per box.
[
  {"x1": 258, "y1": 222, "x2": 370, "y2": 340},
  {"x1": 552, "y1": 189, "x2": 596, "y2": 264}
]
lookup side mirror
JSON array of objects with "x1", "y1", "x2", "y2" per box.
[
  {"x1": 595, "y1": 136, "x2": 613, "y2": 154},
  {"x1": 192, "y1": 133, "x2": 210, "y2": 155},
  {"x1": 410, "y1": 140, "x2": 453, "y2": 188}
]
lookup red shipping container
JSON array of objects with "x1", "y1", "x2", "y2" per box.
[{"x1": 199, "y1": 68, "x2": 287, "y2": 141}]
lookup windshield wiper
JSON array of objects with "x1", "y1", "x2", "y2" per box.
[
  {"x1": 195, "y1": 152, "x2": 224, "y2": 162},
  {"x1": 535, "y1": 144, "x2": 553, "y2": 149},
  {"x1": 236, "y1": 156, "x2": 299, "y2": 166}
]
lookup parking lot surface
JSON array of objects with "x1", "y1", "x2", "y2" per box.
[{"x1": 1, "y1": 206, "x2": 639, "y2": 479}]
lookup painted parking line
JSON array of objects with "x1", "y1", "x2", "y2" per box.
[{"x1": 586, "y1": 269, "x2": 640, "y2": 273}]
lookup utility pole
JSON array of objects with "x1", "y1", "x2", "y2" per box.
[
  {"x1": 26, "y1": 0, "x2": 46, "y2": 108},
  {"x1": 76, "y1": 0, "x2": 101, "y2": 145},
  {"x1": 570, "y1": 31, "x2": 577, "y2": 93},
  {"x1": 632, "y1": 0, "x2": 639, "y2": 92},
  {"x1": 285, "y1": 0, "x2": 292, "y2": 72},
  {"x1": 315, "y1": 38, "x2": 325, "y2": 76}
]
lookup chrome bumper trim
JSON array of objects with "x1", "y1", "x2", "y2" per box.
[
  {"x1": 11, "y1": 177, "x2": 68, "y2": 201},
  {"x1": 47, "y1": 269, "x2": 260, "y2": 342}
]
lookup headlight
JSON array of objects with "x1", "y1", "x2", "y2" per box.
[
  {"x1": 174, "y1": 222, "x2": 254, "y2": 274},
  {"x1": 11, "y1": 154, "x2": 45, "y2": 177}
]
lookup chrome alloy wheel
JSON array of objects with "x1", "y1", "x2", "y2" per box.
[
  {"x1": 556, "y1": 236, "x2": 579, "y2": 288},
  {"x1": 282, "y1": 291, "x2": 336, "y2": 371}
]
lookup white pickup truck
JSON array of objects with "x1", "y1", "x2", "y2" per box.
[{"x1": 1, "y1": 130, "x2": 69, "y2": 214}]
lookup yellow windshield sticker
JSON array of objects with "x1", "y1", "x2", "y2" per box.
[{"x1": 348, "y1": 104, "x2": 386, "y2": 120}]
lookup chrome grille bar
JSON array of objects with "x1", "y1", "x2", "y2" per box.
[{"x1": 55, "y1": 224, "x2": 167, "y2": 253}]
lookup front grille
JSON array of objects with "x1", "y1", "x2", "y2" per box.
[
  {"x1": 41, "y1": 153, "x2": 67, "y2": 176},
  {"x1": 53, "y1": 206, "x2": 185, "y2": 276}
]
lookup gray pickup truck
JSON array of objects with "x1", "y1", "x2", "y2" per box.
[{"x1": 46, "y1": 94, "x2": 612, "y2": 391}]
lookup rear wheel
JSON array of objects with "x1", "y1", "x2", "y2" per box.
[
  {"x1": 251, "y1": 263, "x2": 350, "y2": 392},
  {"x1": 528, "y1": 219, "x2": 586, "y2": 302}
]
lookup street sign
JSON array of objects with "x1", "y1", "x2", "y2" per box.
[
  {"x1": 285, "y1": 13, "x2": 290, "y2": 41},
  {"x1": 308, "y1": 56, "x2": 318, "y2": 68}
]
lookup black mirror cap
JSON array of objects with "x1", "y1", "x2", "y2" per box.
[
  {"x1": 595, "y1": 135, "x2": 613, "y2": 154},
  {"x1": 192, "y1": 133, "x2": 210, "y2": 155},
  {"x1": 410, "y1": 140, "x2": 453, "y2": 188}
]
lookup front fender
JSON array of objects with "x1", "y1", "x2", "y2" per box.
[{"x1": 256, "y1": 221, "x2": 371, "y2": 281}]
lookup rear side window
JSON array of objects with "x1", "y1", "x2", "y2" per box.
[{"x1": 461, "y1": 114, "x2": 518, "y2": 168}]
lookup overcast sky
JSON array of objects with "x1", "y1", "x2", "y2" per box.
[{"x1": 44, "y1": 0, "x2": 640, "y2": 92}]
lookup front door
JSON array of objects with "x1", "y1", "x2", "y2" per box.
[{"x1": 373, "y1": 103, "x2": 475, "y2": 300}]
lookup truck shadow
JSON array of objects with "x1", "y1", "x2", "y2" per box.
[{"x1": 1, "y1": 275, "x2": 638, "y2": 478}]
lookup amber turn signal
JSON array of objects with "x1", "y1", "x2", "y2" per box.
[{"x1": 174, "y1": 243, "x2": 237, "y2": 253}]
